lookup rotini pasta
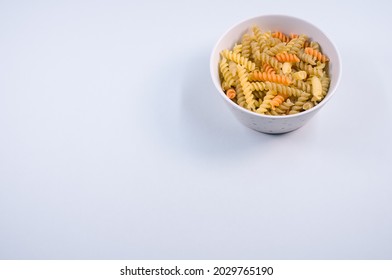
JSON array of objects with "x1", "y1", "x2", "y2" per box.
[
  {"x1": 275, "y1": 53, "x2": 300, "y2": 63},
  {"x1": 226, "y1": 88, "x2": 236, "y2": 99},
  {"x1": 263, "y1": 63, "x2": 276, "y2": 75},
  {"x1": 264, "y1": 42, "x2": 287, "y2": 56},
  {"x1": 265, "y1": 81, "x2": 305, "y2": 98},
  {"x1": 256, "y1": 90, "x2": 276, "y2": 114},
  {"x1": 297, "y1": 50, "x2": 316, "y2": 65},
  {"x1": 249, "y1": 81, "x2": 267, "y2": 91},
  {"x1": 218, "y1": 25, "x2": 330, "y2": 116},
  {"x1": 237, "y1": 64, "x2": 257, "y2": 110},
  {"x1": 270, "y1": 93, "x2": 288, "y2": 110},
  {"x1": 253, "y1": 26, "x2": 269, "y2": 53},
  {"x1": 258, "y1": 52, "x2": 282, "y2": 70},
  {"x1": 295, "y1": 61, "x2": 323, "y2": 76},
  {"x1": 272, "y1": 31, "x2": 290, "y2": 43},
  {"x1": 249, "y1": 70, "x2": 292, "y2": 85},
  {"x1": 285, "y1": 34, "x2": 307, "y2": 54},
  {"x1": 241, "y1": 34, "x2": 251, "y2": 59},
  {"x1": 219, "y1": 57, "x2": 236, "y2": 89},
  {"x1": 304, "y1": 47, "x2": 329, "y2": 62},
  {"x1": 233, "y1": 43, "x2": 242, "y2": 55},
  {"x1": 221, "y1": 49, "x2": 256, "y2": 71}
]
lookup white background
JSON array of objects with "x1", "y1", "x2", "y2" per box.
[{"x1": 0, "y1": 0, "x2": 391, "y2": 259}]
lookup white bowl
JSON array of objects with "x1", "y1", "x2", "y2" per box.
[{"x1": 210, "y1": 15, "x2": 342, "y2": 134}]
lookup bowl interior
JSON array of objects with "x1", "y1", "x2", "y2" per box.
[{"x1": 210, "y1": 15, "x2": 341, "y2": 117}]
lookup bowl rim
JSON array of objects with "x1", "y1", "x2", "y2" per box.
[{"x1": 210, "y1": 14, "x2": 342, "y2": 119}]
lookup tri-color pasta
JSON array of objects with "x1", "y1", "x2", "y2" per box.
[{"x1": 219, "y1": 25, "x2": 330, "y2": 115}]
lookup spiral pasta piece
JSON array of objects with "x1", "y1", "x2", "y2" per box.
[
  {"x1": 250, "y1": 70, "x2": 292, "y2": 85},
  {"x1": 310, "y1": 41, "x2": 320, "y2": 51},
  {"x1": 297, "y1": 50, "x2": 316, "y2": 65},
  {"x1": 286, "y1": 34, "x2": 308, "y2": 54},
  {"x1": 221, "y1": 49, "x2": 256, "y2": 71},
  {"x1": 249, "y1": 81, "x2": 267, "y2": 91},
  {"x1": 321, "y1": 75, "x2": 330, "y2": 96},
  {"x1": 241, "y1": 34, "x2": 251, "y2": 59},
  {"x1": 270, "y1": 93, "x2": 288, "y2": 110},
  {"x1": 295, "y1": 61, "x2": 323, "y2": 77},
  {"x1": 235, "y1": 82, "x2": 246, "y2": 108},
  {"x1": 258, "y1": 53, "x2": 282, "y2": 70},
  {"x1": 228, "y1": 61, "x2": 237, "y2": 76},
  {"x1": 250, "y1": 41, "x2": 261, "y2": 62},
  {"x1": 226, "y1": 88, "x2": 236, "y2": 99},
  {"x1": 302, "y1": 101, "x2": 314, "y2": 110},
  {"x1": 219, "y1": 57, "x2": 236, "y2": 89},
  {"x1": 275, "y1": 98, "x2": 295, "y2": 115},
  {"x1": 252, "y1": 26, "x2": 268, "y2": 52},
  {"x1": 263, "y1": 63, "x2": 276, "y2": 75},
  {"x1": 272, "y1": 31, "x2": 290, "y2": 43},
  {"x1": 288, "y1": 91, "x2": 312, "y2": 114},
  {"x1": 264, "y1": 42, "x2": 286, "y2": 56},
  {"x1": 305, "y1": 47, "x2": 329, "y2": 62},
  {"x1": 267, "y1": 37, "x2": 282, "y2": 47},
  {"x1": 265, "y1": 81, "x2": 305, "y2": 98},
  {"x1": 233, "y1": 43, "x2": 242, "y2": 55},
  {"x1": 256, "y1": 90, "x2": 276, "y2": 114},
  {"x1": 237, "y1": 64, "x2": 256, "y2": 110},
  {"x1": 292, "y1": 79, "x2": 311, "y2": 93},
  {"x1": 275, "y1": 53, "x2": 300, "y2": 63}
]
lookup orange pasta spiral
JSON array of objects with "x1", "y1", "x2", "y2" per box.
[
  {"x1": 272, "y1": 31, "x2": 290, "y2": 43},
  {"x1": 249, "y1": 70, "x2": 292, "y2": 85},
  {"x1": 226, "y1": 88, "x2": 236, "y2": 99},
  {"x1": 275, "y1": 52, "x2": 300, "y2": 63},
  {"x1": 262, "y1": 64, "x2": 276, "y2": 75},
  {"x1": 304, "y1": 47, "x2": 329, "y2": 62},
  {"x1": 270, "y1": 93, "x2": 288, "y2": 110}
]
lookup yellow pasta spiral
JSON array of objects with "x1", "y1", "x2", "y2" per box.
[
  {"x1": 252, "y1": 26, "x2": 269, "y2": 52},
  {"x1": 256, "y1": 90, "x2": 276, "y2": 114},
  {"x1": 265, "y1": 81, "x2": 304, "y2": 98},
  {"x1": 249, "y1": 81, "x2": 266, "y2": 91},
  {"x1": 237, "y1": 64, "x2": 256, "y2": 110},
  {"x1": 286, "y1": 34, "x2": 308, "y2": 54},
  {"x1": 221, "y1": 49, "x2": 256, "y2": 71},
  {"x1": 289, "y1": 92, "x2": 312, "y2": 114},
  {"x1": 219, "y1": 57, "x2": 236, "y2": 89},
  {"x1": 292, "y1": 79, "x2": 311, "y2": 93},
  {"x1": 295, "y1": 61, "x2": 323, "y2": 77},
  {"x1": 297, "y1": 50, "x2": 316, "y2": 65},
  {"x1": 241, "y1": 34, "x2": 251, "y2": 59},
  {"x1": 275, "y1": 99, "x2": 295, "y2": 115},
  {"x1": 235, "y1": 83, "x2": 246, "y2": 108},
  {"x1": 258, "y1": 53, "x2": 282, "y2": 70}
]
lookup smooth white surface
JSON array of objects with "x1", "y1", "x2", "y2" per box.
[{"x1": 0, "y1": 0, "x2": 391, "y2": 259}]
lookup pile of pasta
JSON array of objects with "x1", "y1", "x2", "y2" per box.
[{"x1": 219, "y1": 25, "x2": 330, "y2": 115}]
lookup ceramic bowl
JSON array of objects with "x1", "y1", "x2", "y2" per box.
[{"x1": 210, "y1": 15, "x2": 342, "y2": 134}]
